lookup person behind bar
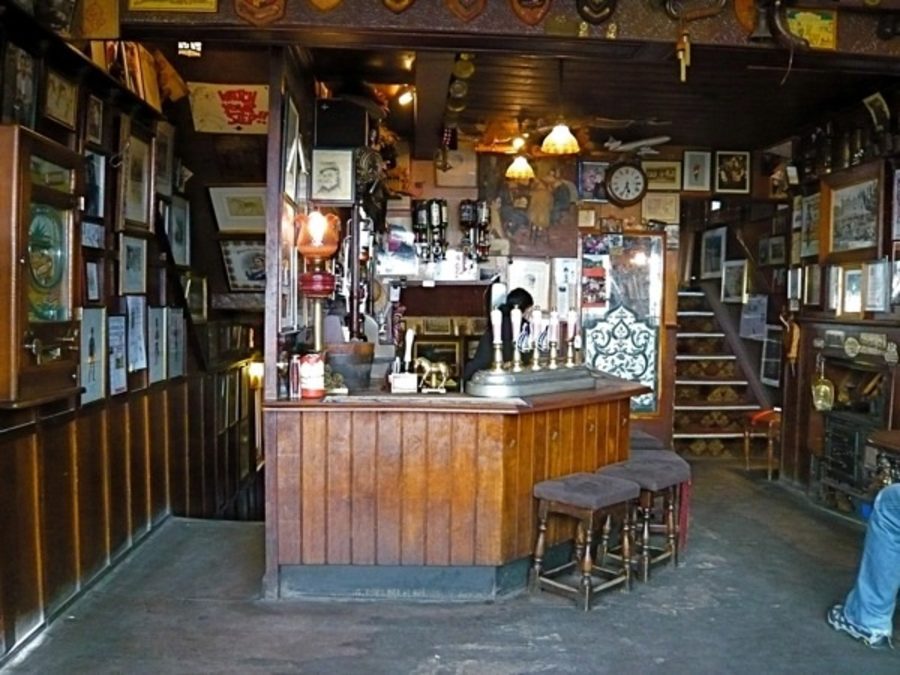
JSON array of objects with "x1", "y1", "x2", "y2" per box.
[
  {"x1": 463, "y1": 287, "x2": 533, "y2": 382},
  {"x1": 826, "y1": 483, "x2": 900, "y2": 650}
]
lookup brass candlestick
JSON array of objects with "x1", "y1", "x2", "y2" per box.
[
  {"x1": 492, "y1": 343, "x2": 505, "y2": 372},
  {"x1": 548, "y1": 342, "x2": 559, "y2": 370}
]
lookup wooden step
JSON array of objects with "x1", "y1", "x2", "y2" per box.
[
  {"x1": 676, "y1": 379, "x2": 749, "y2": 386},
  {"x1": 675, "y1": 403, "x2": 762, "y2": 411},
  {"x1": 676, "y1": 354, "x2": 736, "y2": 361},
  {"x1": 678, "y1": 291, "x2": 705, "y2": 297},
  {"x1": 677, "y1": 332, "x2": 725, "y2": 338},
  {"x1": 673, "y1": 431, "x2": 767, "y2": 440},
  {"x1": 677, "y1": 310, "x2": 714, "y2": 317}
]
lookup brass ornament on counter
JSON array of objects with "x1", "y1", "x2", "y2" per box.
[
  {"x1": 234, "y1": 0, "x2": 284, "y2": 26},
  {"x1": 446, "y1": 0, "x2": 487, "y2": 22},
  {"x1": 509, "y1": 0, "x2": 552, "y2": 26}
]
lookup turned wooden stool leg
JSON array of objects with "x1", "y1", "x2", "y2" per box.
[
  {"x1": 530, "y1": 499, "x2": 549, "y2": 592},
  {"x1": 743, "y1": 425, "x2": 751, "y2": 471},
  {"x1": 580, "y1": 514, "x2": 595, "y2": 611},
  {"x1": 599, "y1": 514, "x2": 612, "y2": 566},
  {"x1": 665, "y1": 486, "x2": 677, "y2": 565},
  {"x1": 622, "y1": 507, "x2": 633, "y2": 591},
  {"x1": 766, "y1": 420, "x2": 776, "y2": 481},
  {"x1": 639, "y1": 493, "x2": 652, "y2": 582},
  {"x1": 574, "y1": 520, "x2": 586, "y2": 564}
]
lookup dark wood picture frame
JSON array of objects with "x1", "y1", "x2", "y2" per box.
[{"x1": 820, "y1": 160, "x2": 883, "y2": 264}]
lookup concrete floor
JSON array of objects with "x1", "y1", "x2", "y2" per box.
[{"x1": 4, "y1": 461, "x2": 898, "y2": 674}]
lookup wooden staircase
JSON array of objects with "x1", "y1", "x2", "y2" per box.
[{"x1": 673, "y1": 290, "x2": 765, "y2": 457}]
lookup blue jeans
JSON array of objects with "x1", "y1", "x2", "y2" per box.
[{"x1": 843, "y1": 484, "x2": 900, "y2": 638}]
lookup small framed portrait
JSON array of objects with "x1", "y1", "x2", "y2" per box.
[
  {"x1": 43, "y1": 69, "x2": 77, "y2": 130},
  {"x1": 683, "y1": 150, "x2": 711, "y2": 192},
  {"x1": 843, "y1": 267, "x2": 863, "y2": 315},
  {"x1": 84, "y1": 260, "x2": 102, "y2": 303},
  {"x1": 759, "y1": 325, "x2": 783, "y2": 388},
  {"x1": 700, "y1": 226, "x2": 727, "y2": 279},
  {"x1": 119, "y1": 233, "x2": 147, "y2": 294},
  {"x1": 2, "y1": 44, "x2": 37, "y2": 128},
  {"x1": 642, "y1": 160, "x2": 682, "y2": 191},
  {"x1": 108, "y1": 314, "x2": 128, "y2": 396},
  {"x1": 147, "y1": 306, "x2": 167, "y2": 385},
  {"x1": 220, "y1": 239, "x2": 266, "y2": 291},
  {"x1": 714, "y1": 151, "x2": 751, "y2": 194},
  {"x1": 168, "y1": 195, "x2": 191, "y2": 266},
  {"x1": 166, "y1": 307, "x2": 185, "y2": 379},
  {"x1": 208, "y1": 185, "x2": 266, "y2": 233},
  {"x1": 768, "y1": 235, "x2": 786, "y2": 265},
  {"x1": 311, "y1": 148, "x2": 355, "y2": 203},
  {"x1": 82, "y1": 220, "x2": 105, "y2": 249},
  {"x1": 721, "y1": 259, "x2": 747, "y2": 304},
  {"x1": 84, "y1": 151, "x2": 105, "y2": 219},
  {"x1": 86, "y1": 95, "x2": 103, "y2": 145},
  {"x1": 123, "y1": 134, "x2": 152, "y2": 228},
  {"x1": 577, "y1": 160, "x2": 609, "y2": 202}
]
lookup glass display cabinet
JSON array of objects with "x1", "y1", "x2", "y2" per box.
[
  {"x1": 580, "y1": 232, "x2": 664, "y2": 414},
  {"x1": 0, "y1": 125, "x2": 82, "y2": 405}
]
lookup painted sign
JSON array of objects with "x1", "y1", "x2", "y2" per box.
[{"x1": 188, "y1": 82, "x2": 269, "y2": 134}]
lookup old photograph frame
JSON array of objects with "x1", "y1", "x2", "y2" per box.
[
  {"x1": 123, "y1": 134, "x2": 152, "y2": 229},
  {"x1": 119, "y1": 233, "x2": 147, "y2": 294},
  {"x1": 803, "y1": 263, "x2": 822, "y2": 306},
  {"x1": 577, "y1": 160, "x2": 609, "y2": 202},
  {"x1": 168, "y1": 195, "x2": 191, "y2": 266},
  {"x1": 682, "y1": 150, "x2": 711, "y2": 191},
  {"x1": 721, "y1": 259, "x2": 747, "y2": 303},
  {"x1": 700, "y1": 226, "x2": 727, "y2": 279},
  {"x1": 43, "y1": 69, "x2": 77, "y2": 130},
  {"x1": 208, "y1": 185, "x2": 266, "y2": 233},
  {"x1": 86, "y1": 95, "x2": 103, "y2": 145},
  {"x1": 642, "y1": 160, "x2": 682, "y2": 191},
  {"x1": 714, "y1": 150, "x2": 751, "y2": 194},
  {"x1": 311, "y1": 148, "x2": 355, "y2": 203},
  {"x1": 864, "y1": 258, "x2": 889, "y2": 312},
  {"x1": 821, "y1": 160, "x2": 883, "y2": 263},
  {"x1": 80, "y1": 307, "x2": 107, "y2": 405}
]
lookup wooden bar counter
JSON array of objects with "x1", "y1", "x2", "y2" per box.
[{"x1": 263, "y1": 377, "x2": 646, "y2": 599}]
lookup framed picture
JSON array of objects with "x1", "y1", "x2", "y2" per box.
[
  {"x1": 642, "y1": 160, "x2": 682, "y2": 191},
  {"x1": 108, "y1": 314, "x2": 128, "y2": 396},
  {"x1": 800, "y1": 192, "x2": 820, "y2": 258},
  {"x1": 768, "y1": 235, "x2": 786, "y2": 265},
  {"x1": 119, "y1": 234, "x2": 147, "y2": 294},
  {"x1": 168, "y1": 195, "x2": 191, "y2": 266},
  {"x1": 279, "y1": 197, "x2": 298, "y2": 331},
  {"x1": 843, "y1": 267, "x2": 863, "y2": 315},
  {"x1": 423, "y1": 316, "x2": 453, "y2": 335},
  {"x1": 182, "y1": 273, "x2": 207, "y2": 323},
  {"x1": 413, "y1": 339, "x2": 462, "y2": 390},
  {"x1": 822, "y1": 160, "x2": 882, "y2": 261},
  {"x1": 892, "y1": 168, "x2": 900, "y2": 241},
  {"x1": 864, "y1": 258, "x2": 889, "y2": 312},
  {"x1": 311, "y1": 148, "x2": 355, "y2": 203},
  {"x1": 759, "y1": 325, "x2": 783, "y2": 388},
  {"x1": 787, "y1": 267, "x2": 803, "y2": 301},
  {"x1": 84, "y1": 151, "x2": 105, "y2": 219},
  {"x1": 80, "y1": 307, "x2": 107, "y2": 405},
  {"x1": 700, "y1": 226, "x2": 727, "y2": 279},
  {"x1": 2, "y1": 44, "x2": 37, "y2": 128},
  {"x1": 154, "y1": 121, "x2": 175, "y2": 197},
  {"x1": 82, "y1": 220, "x2": 105, "y2": 249},
  {"x1": 721, "y1": 259, "x2": 747, "y2": 303},
  {"x1": 893, "y1": 243, "x2": 900, "y2": 306},
  {"x1": 126, "y1": 295, "x2": 147, "y2": 372},
  {"x1": 123, "y1": 135, "x2": 152, "y2": 228},
  {"x1": 166, "y1": 307, "x2": 184, "y2": 378},
  {"x1": 43, "y1": 70, "x2": 77, "y2": 130},
  {"x1": 85, "y1": 260, "x2": 101, "y2": 302},
  {"x1": 827, "y1": 265, "x2": 843, "y2": 312},
  {"x1": 803, "y1": 263, "x2": 821, "y2": 306},
  {"x1": 577, "y1": 160, "x2": 609, "y2": 202},
  {"x1": 507, "y1": 257, "x2": 551, "y2": 309},
  {"x1": 714, "y1": 151, "x2": 751, "y2": 194},
  {"x1": 86, "y1": 95, "x2": 103, "y2": 145},
  {"x1": 147, "y1": 306, "x2": 167, "y2": 384},
  {"x1": 208, "y1": 185, "x2": 266, "y2": 233},
  {"x1": 683, "y1": 150, "x2": 711, "y2": 191},
  {"x1": 283, "y1": 97, "x2": 300, "y2": 200},
  {"x1": 220, "y1": 239, "x2": 266, "y2": 291},
  {"x1": 434, "y1": 142, "x2": 477, "y2": 188},
  {"x1": 641, "y1": 192, "x2": 680, "y2": 224},
  {"x1": 758, "y1": 236, "x2": 770, "y2": 266}
]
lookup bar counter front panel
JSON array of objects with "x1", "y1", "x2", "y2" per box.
[{"x1": 264, "y1": 385, "x2": 643, "y2": 598}]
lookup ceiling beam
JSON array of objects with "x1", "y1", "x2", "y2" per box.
[{"x1": 412, "y1": 52, "x2": 455, "y2": 161}]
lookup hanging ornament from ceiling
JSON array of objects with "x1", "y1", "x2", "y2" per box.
[
  {"x1": 234, "y1": 0, "x2": 284, "y2": 26},
  {"x1": 445, "y1": 0, "x2": 487, "y2": 22},
  {"x1": 509, "y1": 0, "x2": 552, "y2": 26},
  {"x1": 307, "y1": 0, "x2": 343, "y2": 11},
  {"x1": 383, "y1": 0, "x2": 415, "y2": 12}
]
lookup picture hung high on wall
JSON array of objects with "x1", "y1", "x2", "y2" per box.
[
  {"x1": 700, "y1": 226, "x2": 727, "y2": 279},
  {"x1": 123, "y1": 135, "x2": 151, "y2": 228},
  {"x1": 714, "y1": 151, "x2": 751, "y2": 194},
  {"x1": 642, "y1": 160, "x2": 682, "y2": 192},
  {"x1": 221, "y1": 239, "x2": 266, "y2": 291},
  {"x1": 209, "y1": 185, "x2": 266, "y2": 233},
  {"x1": 800, "y1": 192, "x2": 820, "y2": 258},
  {"x1": 86, "y1": 95, "x2": 103, "y2": 145},
  {"x1": 311, "y1": 148, "x2": 355, "y2": 203},
  {"x1": 577, "y1": 160, "x2": 609, "y2": 202},
  {"x1": 43, "y1": 69, "x2": 77, "y2": 130},
  {"x1": 119, "y1": 234, "x2": 147, "y2": 294},
  {"x1": 682, "y1": 151, "x2": 711, "y2": 192},
  {"x1": 2, "y1": 44, "x2": 36, "y2": 128},
  {"x1": 721, "y1": 259, "x2": 747, "y2": 303},
  {"x1": 168, "y1": 195, "x2": 191, "y2": 266},
  {"x1": 823, "y1": 161, "x2": 882, "y2": 258}
]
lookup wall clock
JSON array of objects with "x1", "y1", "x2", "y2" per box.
[{"x1": 605, "y1": 161, "x2": 648, "y2": 207}]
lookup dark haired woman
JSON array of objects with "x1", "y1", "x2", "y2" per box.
[{"x1": 462, "y1": 287, "x2": 534, "y2": 382}]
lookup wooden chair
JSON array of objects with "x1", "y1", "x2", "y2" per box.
[{"x1": 744, "y1": 408, "x2": 782, "y2": 481}]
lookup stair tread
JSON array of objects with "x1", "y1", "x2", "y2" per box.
[
  {"x1": 678, "y1": 291, "x2": 705, "y2": 297},
  {"x1": 676, "y1": 379, "x2": 749, "y2": 385},
  {"x1": 675, "y1": 403, "x2": 762, "y2": 410},
  {"x1": 677, "y1": 311, "x2": 714, "y2": 316},
  {"x1": 677, "y1": 332, "x2": 725, "y2": 338},
  {"x1": 676, "y1": 354, "x2": 736, "y2": 361},
  {"x1": 673, "y1": 431, "x2": 767, "y2": 439}
]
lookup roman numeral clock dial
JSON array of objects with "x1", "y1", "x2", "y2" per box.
[{"x1": 605, "y1": 162, "x2": 648, "y2": 207}]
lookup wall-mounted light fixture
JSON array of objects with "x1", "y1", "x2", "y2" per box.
[{"x1": 397, "y1": 86, "x2": 415, "y2": 106}]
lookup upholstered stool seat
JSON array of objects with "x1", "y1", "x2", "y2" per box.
[
  {"x1": 598, "y1": 458, "x2": 692, "y2": 581},
  {"x1": 630, "y1": 429, "x2": 666, "y2": 450},
  {"x1": 630, "y1": 448, "x2": 690, "y2": 469},
  {"x1": 530, "y1": 472, "x2": 640, "y2": 610}
]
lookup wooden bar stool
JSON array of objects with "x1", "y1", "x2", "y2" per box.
[
  {"x1": 598, "y1": 457, "x2": 692, "y2": 582},
  {"x1": 744, "y1": 408, "x2": 782, "y2": 480},
  {"x1": 530, "y1": 472, "x2": 640, "y2": 611}
]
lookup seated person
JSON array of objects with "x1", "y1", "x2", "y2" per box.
[{"x1": 463, "y1": 287, "x2": 533, "y2": 382}]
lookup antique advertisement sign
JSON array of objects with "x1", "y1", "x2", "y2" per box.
[
  {"x1": 128, "y1": 0, "x2": 218, "y2": 11},
  {"x1": 188, "y1": 82, "x2": 269, "y2": 134},
  {"x1": 446, "y1": 0, "x2": 486, "y2": 21}
]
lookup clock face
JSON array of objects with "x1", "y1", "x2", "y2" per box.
[{"x1": 606, "y1": 163, "x2": 648, "y2": 206}]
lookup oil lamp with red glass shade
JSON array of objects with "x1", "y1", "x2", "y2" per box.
[{"x1": 296, "y1": 210, "x2": 340, "y2": 351}]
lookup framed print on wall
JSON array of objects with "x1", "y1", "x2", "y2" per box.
[
  {"x1": 683, "y1": 150, "x2": 711, "y2": 191},
  {"x1": 721, "y1": 259, "x2": 747, "y2": 303},
  {"x1": 311, "y1": 148, "x2": 355, "y2": 203},
  {"x1": 208, "y1": 185, "x2": 266, "y2": 233},
  {"x1": 827, "y1": 265, "x2": 843, "y2": 312},
  {"x1": 864, "y1": 258, "x2": 889, "y2": 312},
  {"x1": 642, "y1": 160, "x2": 682, "y2": 191},
  {"x1": 577, "y1": 160, "x2": 609, "y2": 202},
  {"x1": 119, "y1": 234, "x2": 147, "y2": 294},
  {"x1": 43, "y1": 69, "x2": 77, "y2": 130},
  {"x1": 167, "y1": 195, "x2": 191, "y2": 266},
  {"x1": 821, "y1": 160, "x2": 882, "y2": 261},
  {"x1": 892, "y1": 168, "x2": 900, "y2": 240},
  {"x1": 768, "y1": 235, "x2": 786, "y2": 265},
  {"x1": 700, "y1": 226, "x2": 727, "y2": 279},
  {"x1": 714, "y1": 150, "x2": 751, "y2": 194},
  {"x1": 154, "y1": 121, "x2": 175, "y2": 197},
  {"x1": 123, "y1": 135, "x2": 152, "y2": 228},
  {"x1": 800, "y1": 193, "x2": 820, "y2": 258},
  {"x1": 803, "y1": 263, "x2": 822, "y2": 306},
  {"x1": 642, "y1": 192, "x2": 680, "y2": 224},
  {"x1": 86, "y1": 95, "x2": 103, "y2": 145},
  {"x1": 843, "y1": 267, "x2": 863, "y2": 315},
  {"x1": 2, "y1": 44, "x2": 37, "y2": 128},
  {"x1": 79, "y1": 307, "x2": 107, "y2": 405},
  {"x1": 434, "y1": 142, "x2": 478, "y2": 188},
  {"x1": 787, "y1": 267, "x2": 803, "y2": 300},
  {"x1": 84, "y1": 151, "x2": 105, "y2": 219},
  {"x1": 147, "y1": 306, "x2": 167, "y2": 384},
  {"x1": 220, "y1": 239, "x2": 266, "y2": 291},
  {"x1": 108, "y1": 314, "x2": 128, "y2": 396}
]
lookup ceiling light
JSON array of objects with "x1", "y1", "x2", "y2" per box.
[
  {"x1": 505, "y1": 155, "x2": 535, "y2": 180},
  {"x1": 397, "y1": 86, "x2": 415, "y2": 106},
  {"x1": 541, "y1": 123, "x2": 580, "y2": 155},
  {"x1": 511, "y1": 136, "x2": 526, "y2": 151}
]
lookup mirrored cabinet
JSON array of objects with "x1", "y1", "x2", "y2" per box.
[{"x1": 0, "y1": 125, "x2": 82, "y2": 405}]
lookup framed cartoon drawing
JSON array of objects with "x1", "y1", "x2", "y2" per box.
[
  {"x1": 220, "y1": 239, "x2": 266, "y2": 291},
  {"x1": 119, "y1": 234, "x2": 147, "y2": 294},
  {"x1": 311, "y1": 148, "x2": 355, "y2": 203}
]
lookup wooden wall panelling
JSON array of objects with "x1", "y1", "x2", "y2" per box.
[
  {"x1": 275, "y1": 410, "x2": 301, "y2": 565},
  {"x1": 129, "y1": 393, "x2": 151, "y2": 537},
  {"x1": 449, "y1": 413, "x2": 477, "y2": 566},
  {"x1": 512, "y1": 413, "x2": 535, "y2": 562},
  {"x1": 350, "y1": 411, "x2": 377, "y2": 565},
  {"x1": 168, "y1": 382, "x2": 188, "y2": 515},
  {"x1": 0, "y1": 432, "x2": 43, "y2": 654},
  {"x1": 148, "y1": 388, "x2": 169, "y2": 524},
  {"x1": 500, "y1": 415, "x2": 520, "y2": 563},
  {"x1": 424, "y1": 413, "x2": 452, "y2": 566},
  {"x1": 326, "y1": 412, "x2": 352, "y2": 564},
  {"x1": 75, "y1": 406, "x2": 110, "y2": 586},
  {"x1": 399, "y1": 413, "x2": 427, "y2": 565},
  {"x1": 374, "y1": 412, "x2": 402, "y2": 565},
  {"x1": 187, "y1": 376, "x2": 205, "y2": 516},
  {"x1": 474, "y1": 415, "x2": 504, "y2": 564},
  {"x1": 212, "y1": 374, "x2": 226, "y2": 514},
  {"x1": 299, "y1": 412, "x2": 325, "y2": 564},
  {"x1": 202, "y1": 375, "x2": 217, "y2": 516},
  {"x1": 38, "y1": 413, "x2": 78, "y2": 617},
  {"x1": 107, "y1": 398, "x2": 132, "y2": 559}
]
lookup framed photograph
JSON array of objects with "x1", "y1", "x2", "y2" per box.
[
  {"x1": 82, "y1": 220, "x2": 105, "y2": 249},
  {"x1": 311, "y1": 148, "x2": 355, "y2": 203},
  {"x1": 220, "y1": 239, "x2": 266, "y2": 291},
  {"x1": 758, "y1": 236, "x2": 770, "y2": 266},
  {"x1": 108, "y1": 315, "x2": 128, "y2": 396},
  {"x1": 700, "y1": 226, "x2": 727, "y2": 279},
  {"x1": 123, "y1": 135, "x2": 152, "y2": 228},
  {"x1": 641, "y1": 193, "x2": 681, "y2": 224},
  {"x1": 821, "y1": 160, "x2": 882, "y2": 261},
  {"x1": 800, "y1": 193, "x2": 820, "y2": 258},
  {"x1": 166, "y1": 307, "x2": 184, "y2": 379},
  {"x1": 43, "y1": 70, "x2": 77, "y2": 130},
  {"x1": 154, "y1": 121, "x2": 175, "y2": 197},
  {"x1": 768, "y1": 235, "x2": 786, "y2": 265},
  {"x1": 126, "y1": 295, "x2": 147, "y2": 372},
  {"x1": 147, "y1": 306, "x2": 167, "y2": 384},
  {"x1": 413, "y1": 339, "x2": 462, "y2": 390},
  {"x1": 683, "y1": 150, "x2": 711, "y2": 191},
  {"x1": 577, "y1": 160, "x2": 609, "y2": 202},
  {"x1": 642, "y1": 160, "x2": 682, "y2": 191},
  {"x1": 80, "y1": 307, "x2": 107, "y2": 405},
  {"x1": 787, "y1": 267, "x2": 803, "y2": 301},
  {"x1": 182, "y1": 273, "x2": 207, "y2": 323},
  {"x1": 864, "y1": 258, "x2": 889, "y2": 312},
  {"x1": 119, "y1": 234, "x2": 147, "y2": 294},
  {"x1": 843, "y1": 267, "x2": 863, "y2": 315},
  {"x1": 84, "y1": 151, "x2": 105, "y2": 219},
  {"x1": 827, "y1": 265, "x2": 843, "y2": 312},
  {"x1": 792, "y1": 195, "x2": 803, "y2": 231},
  {"x1": 714, "y1": 151, "x2": 751, "y2": 194},
  {"x1": 423, "y1": 316, "x2": 453, "y2": 335},
  {"x1": 85, "y1": 260, "x2": 101, "y2": 302},
  {"x1": 208, "y1": 185, "x2": 266, "y2": 233},
  {"x1": 759, "y1": 325, "x2": 783, "y2": 388},
  {"x1": 507, "y1": 257, "x2": 551, "y2": 309},
  {"x1": 803, "y1": 263, "x2": 821, "y2": 306},
  {"x1": 721, "y1": 260, "x2": 747, "y2": 303},
  {"x1": 86, "y1": 95, "x2": 103, "y2": 145},
  {"x1": 2, "y1": 44, "x2": 37, "y2": 128},
  {"x1": 434, "y1": 142, "x2": 477, "y2": 188},
  {"x1": 168, "y1": 195, "x2": 191, "y2": 266}
]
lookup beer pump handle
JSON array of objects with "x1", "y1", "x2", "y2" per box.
[{"x1": 404, "y1": 328, "x2": 416, "y2": 372}]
